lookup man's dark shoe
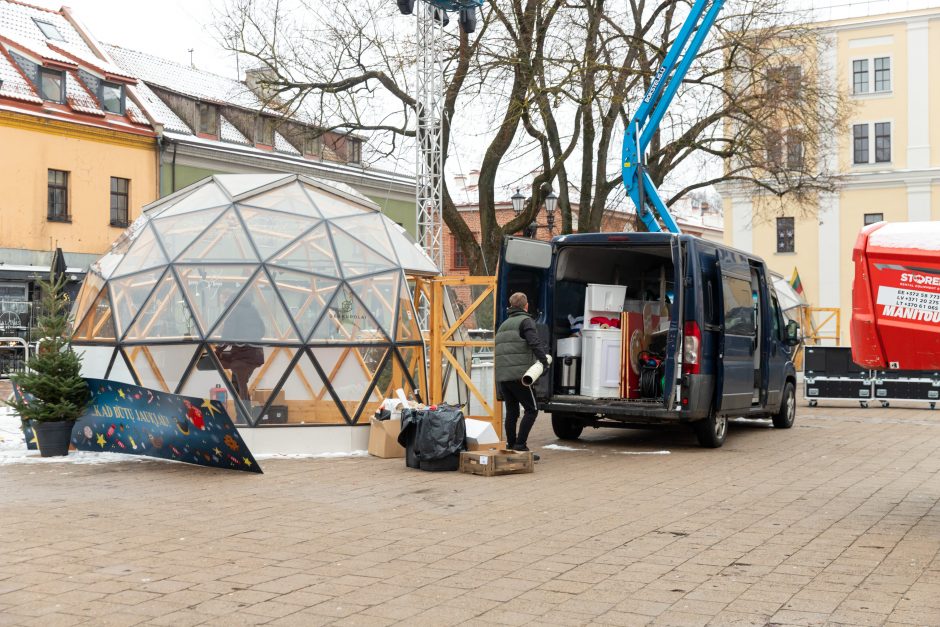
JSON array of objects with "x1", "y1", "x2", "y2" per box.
[{"x1": 512, "y1": 445, "x2": 540, "y2": 461}]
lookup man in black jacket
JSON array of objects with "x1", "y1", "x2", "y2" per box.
[{"x1": 494, "y1": 292, "x2": 550, "y2": 455}]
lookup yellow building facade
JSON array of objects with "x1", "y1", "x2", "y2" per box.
[
  {"x1": 0, "y1": 111, "x2": 156, "y2": 262},
  {"x1": 722, "y1": 8, "x2": 940, "y2": 344}
]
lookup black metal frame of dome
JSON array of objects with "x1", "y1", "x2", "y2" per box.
[{"x1": 69, "y1": 173, "x2": 438, "y2": 427}]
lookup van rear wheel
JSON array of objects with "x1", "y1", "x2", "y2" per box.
[
  {"x1": 773, "y1": 382, "x2": 796, "y2": 429},
  {"x1": 693, "y1": 409, "x2": 727, "y2": 448},
  {"x1": 551, "y1": 414, "x2": 583, "y2": 440}
]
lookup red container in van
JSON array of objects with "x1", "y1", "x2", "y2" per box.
[{"x1": 851, "y1": 221, "x2": 940, "y2": 370}]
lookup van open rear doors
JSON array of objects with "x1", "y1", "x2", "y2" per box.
[{"x1": 497, "y1": 237, "x2": 553, "y2": 400}]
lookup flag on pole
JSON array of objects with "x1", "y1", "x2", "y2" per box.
[{"x1": 790, "y1": 267, "x2": 804, "y2": 296}]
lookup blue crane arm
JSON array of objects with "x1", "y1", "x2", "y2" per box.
[{"x1": 622, "y1": 0, "x2": 725, "y2": 233}]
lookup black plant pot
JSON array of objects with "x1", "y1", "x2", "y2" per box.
[{"x1": 34, "y1": 420, "x2": 75, "y2": 457}]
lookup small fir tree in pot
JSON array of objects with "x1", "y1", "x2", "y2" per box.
[{"x1": 7, "y1": 275, "x2": 90, "y2": 456}]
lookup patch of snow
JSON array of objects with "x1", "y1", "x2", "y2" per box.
[
  {"x1": 543, "y1": 444, "x2": 589, "y2": 451},
  {"x1": 869, "y1": 221, "x2": 940, "y2": 251},
  {"x1": 616, "y1": 450, "x2": 671, "y2": 455},
  {"x1": 255, "y1": 450, "x2": 370, "y2": 460}
]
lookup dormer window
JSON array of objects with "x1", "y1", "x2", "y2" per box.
[
  {"x1": 100, "y1": 81, "x2": 124, "y2": 114},
  {"x1": 39, "y1": 68, "x2": 65, "y2": 103},
  {"x1": 348, "y1": 138, "x2": 361, "y2": 164},
  {"x1": 198, "y1": 102, "x2": 218, "y2": 135},
  {"x1": 303, "y1": 132, "x2": 321, "y2": 157},
  {"x1": 256, "y1": 116, "x2": 275, "y2": 146},
  {"x1": 33, "y1": 18, "x2": 65, "y2": 41}
]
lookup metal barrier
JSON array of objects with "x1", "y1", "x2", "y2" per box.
[
  {"x1": 413, "y1": 275, "x2": 502, "y2": 437},
  {"x1": 0, "y1": 337, "x2": 30, "y2": 378}
]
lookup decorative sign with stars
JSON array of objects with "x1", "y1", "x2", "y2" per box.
[{"x1": 15, "y1": 379, "x2": 262, "y2": 474}]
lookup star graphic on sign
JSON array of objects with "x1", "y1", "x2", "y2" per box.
[
  {"x1": 213, "y1": 448, "x2": 222, "y2": 457},
  {"x1": 96, "y1": 433, "x2": 106, "y2": 448},
  {"x1": 201, "y1": 399, "x2": 219, "y2": 417},
  {"x1": 242, "y1": 457, "x2": 252, "y2": 467},
  {"x1": 118, "y1": 389, "x2": 126, "y2": 399}
]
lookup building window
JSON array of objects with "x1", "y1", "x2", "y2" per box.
[
  {"x1": 874, "y1": 122, "x2": 891, "y2": 162},
  {"x1": 452, "y1": 238, "x2": 469, "y2": 269},
  {"x1": 198, "y1": 102, "x2": 218, "y2": 135},
  {"x1": 864, "y1": 213, "x2": 883, "y2": 226},
  {"x1": 39, "y1": 68, "x2": 65, "y2": 103},
  {"x1": 303, "y1": 132, "x2": 322, "y2": 157},
  {"x1": 100, "y1": 81, "x2": 124, "y2": 114},
  {"x1": 786, "y1": 130, "x2": 803, "y2": 170},
  {"x1": 255, "y1": 116, "x2": 276, "y2": 145},
  {"x1": 873, "y1": 57, "x2": 891, "y2": 92},
  {"x1": 47, "y1": 169, "x2": 69, "y2": 221},
  {"x1": 852, "y1": 59, "x2": 869, "y2": 94},
  {"x1": 348, "y1": 139, "x2": 362, "y2": 164},
  {"x1": 776, "y1": 217, "x2": 794, "y2": 253},
  {"x1": 110, "y1": 177, "x2": 130, "y2": 227},
  {"x1": 765, "y1": 131, "x2": 782, "y2": 169},
  {"x1": 853, "y1": 124, "x2": 869, "y2": 164},
  {"x1": 33, "y1": 18, "x2": 65, "y2": 41}
]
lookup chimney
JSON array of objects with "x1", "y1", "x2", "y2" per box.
[{"x1": 245, "y1": 67, "x2": 279, "y2": 103}]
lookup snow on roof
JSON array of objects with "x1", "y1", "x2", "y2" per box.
[
  {"x1": 105, "y1": 43, "x2": 266, "y2": 111},
  {"x1": 0, "y1": 48, "x2": 40, "y2": 103},
  {"x1": 274, "y1": 131, "x2": 300, "y2": 155},
  {"x1": 130, "y1": 79, "x2": 190, "y2": 134},
  {"x1": 219, "y1": 114, "x2": 249, "y2": 144},
  {"x1": 868, "y1": 221, "x2": 940, "y2": 251},
  {"x1": 0, "y1": 1, "x2": 91, "y2": 53}
]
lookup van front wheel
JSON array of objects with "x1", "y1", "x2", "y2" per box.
[
  {"x1": 693, "y1": 410, "x2": 727, "y2": 448},
  {"x1": 551, "y1": 414, "x2": 583, "y2": 440},
  {"x1": 773, "y1": 382, "x2": 796, "y2": 429}
]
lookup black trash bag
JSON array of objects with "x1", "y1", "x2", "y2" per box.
[{"x1": 398, "y1": 405, "x2": 466, "y2": 471}]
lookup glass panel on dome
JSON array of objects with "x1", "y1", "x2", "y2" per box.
[
  {"x1": 205, "y1": 343, "x2": 281, "y2": 425},
  {"x1": 71, "y1": 272, "x2": 104, "y2": 330},
  {"x1": 332, "y1": 213, "x2": 395, "y2": 263},
  {"x1": 153, "y1": 206, "x2": 226, "y2": 261},
  {"x1": 108, "y1": 350, "x2": 136, "y2": 385},
  {"x1": 385, "y1": 221, "x2": 440, "y2": 275},
  {"x1": 110, "y1": 268, "x2": 164, "y2": 339},
  {"x1": 398, "y1": 346, "x2": 428, "y2": 403},
  {"x1": 125, "y1": 344, "x2": 198, "y2": 394},
  {"x1": 214, "y1": 173, "x2": 293, "y2": 198},
  {"x1": 303, "y1": 186, "x2": 361, "y2": 219},
  {"x1": 178, "y1": 353, "x2": 248, "y2": 425},
  {"x1": 311, "y1": 284, "x2": 387, "y2": 343},
  {"x1": 74, "y1": 289, "x2": 115, "y2": 341},
  {"x1": 268, "y1": 223, "x2": 339, "y2": 277},
  {"x1": 156, "y1": 183, "x2": 231, "y2": 218},
  {"x1": 124, "y1": 272, "x2": 199, "y2": 341},
  {"x1": 273, "y1": 350, "x2": 347, "y2": 425},
  {"x1": 395, "y1": 279, "x2": 423, "y2": 342},
  {"x1": 314, "y1": 345, "x2": 388, "y2": 423},
  {"x1": 329, "y1": 225, "x2": 396, "y2": 278},
  {"x1": 177, "y1": 208, "x2": 259, "y2": 263},
  {"x1": 242, "y1": 182, "x2": 320, "y2": 218},
  {"x1": 348, "y1": 272, "x2": 398, "y2": 338},
  {"x1": 176, "y1": 264, "x2": 256, "y2": 337},
  {"x1": 268, "y1": 268, "x2": 339, "y2": 340},
  {"x1": 210, "y1": 272, "x2": 298, "y2": 343},
  {"x1": 112, "y1": 224, "x2": 168, "y2": 278},
  {"x1": 75, "y1": 346, "x2": 115, "y2": 379},
  {"x1": 237, "y1": 205, "x2": 319, "y2": 261}
]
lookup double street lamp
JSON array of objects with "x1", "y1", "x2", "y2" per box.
[{"x1": 511, "y1": 187, "x2": 558, "y2": 237}]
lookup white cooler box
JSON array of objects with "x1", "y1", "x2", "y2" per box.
[{"x1": 581, "y1": 328, "x2": 621, "y2": 398}]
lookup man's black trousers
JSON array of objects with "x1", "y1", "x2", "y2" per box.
[{"x1": 499, "y1": 380, "x2": 538, "y2": 449}]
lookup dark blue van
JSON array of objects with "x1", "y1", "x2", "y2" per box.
[{"x1": 496, "y1": 232, "x2": 801, "y2": 448}]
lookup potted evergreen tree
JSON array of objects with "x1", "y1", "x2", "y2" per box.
[{"x1": 7, "y1": 275, "x2": 90, "y2": 457}]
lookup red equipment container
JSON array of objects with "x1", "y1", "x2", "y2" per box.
[{"x1": 851, "y1": 221, "x2": 940, "y2": 370}]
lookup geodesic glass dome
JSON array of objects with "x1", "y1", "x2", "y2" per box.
[{"x1": 70, "y1": 173, "x2": 438, "y2": 427}]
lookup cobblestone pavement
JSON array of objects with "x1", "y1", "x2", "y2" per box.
[{"x1": 1, "y1": 388, "x2": 939, "y2": 626}]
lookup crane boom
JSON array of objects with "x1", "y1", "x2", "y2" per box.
[{"x1": 622, "y1": 0, "x2": 725, "y2": 233}]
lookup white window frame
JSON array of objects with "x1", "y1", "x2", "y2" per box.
[
  {"x1": 850, "y1": 55, "x2": 892, "y2": 97},
  {"x1": 851, "y1": 120, "x2": 893, "y2": 166}
]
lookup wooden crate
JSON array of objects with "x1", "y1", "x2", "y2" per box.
[{"x1": 459, "y1": 450, "x2": 534, "y2": 477}]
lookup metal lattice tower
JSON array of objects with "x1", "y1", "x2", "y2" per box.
[{"x1": 415, "y1": 2, "x2": 445, "y2": 270}]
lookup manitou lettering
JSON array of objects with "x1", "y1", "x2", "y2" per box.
[{"x1": 881, "y1": 305, "x2": 940, "y2": 323}]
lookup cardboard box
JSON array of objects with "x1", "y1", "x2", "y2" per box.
[
  {"x1": 459, "y1": 450, "x2": 534, "y2": 477},
  {"x1": 464, "y1": 418, "x2": 500, "y2": 447},
  {"x1": 466, "y1": 440, "x2": 508, "y2": 452},
  {"x1": 368, "y1": 418, "x2": 405, "y2": 458}
]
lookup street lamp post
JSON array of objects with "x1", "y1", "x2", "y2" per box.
[
  {"x1": 544, "y1": 189, "x2": 557, "y2": 236},
  {"x1": 511, "y1": 188, "x2": 526, "y2": 216}
]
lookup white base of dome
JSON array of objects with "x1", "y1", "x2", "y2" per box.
[{"x1": 237, "y1": 424, "x2": 370, "y2": 456}]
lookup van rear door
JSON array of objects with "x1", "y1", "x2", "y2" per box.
[
  {"x1": 497, "y1": 237, "x2": 554, "y2": 400},
  {"x1": 661, "y1": 236, "x2": 685, "y2": 410},
  {"x1": 716, "y1": 249, "x2": 757, "y2": 413}
]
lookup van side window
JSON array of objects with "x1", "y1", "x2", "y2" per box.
[
  {"x1": 722, "y1": 275, "x2": 755, "y2": 336},
  {"x1": 770, "y1": 294, "x2": 782, "y2": 340}
]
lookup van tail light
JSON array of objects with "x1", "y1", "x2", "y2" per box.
[{"x1": 683, "y1": 321, "x2": 702, "y2": 375}]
